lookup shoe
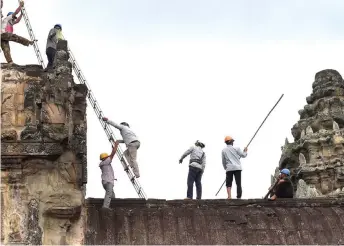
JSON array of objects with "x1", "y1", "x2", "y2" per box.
[{"x1": 184, "y1": 197, "x2": 191, "y2": 200}]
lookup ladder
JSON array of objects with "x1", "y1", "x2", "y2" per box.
[
  {"x1": 20, "y1": 3, "x2": 148, "y2": 200},
  {"x1": 19, "y1": 1, "x2": 45, "y2": 67},
  {"x1": 67, "y1": 48, "x2": 148, "y2": 200}
]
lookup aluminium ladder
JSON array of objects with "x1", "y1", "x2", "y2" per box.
[
  {"x1": 19, "y1": 2, "x2": 45, "y2": 67},
  {"x1": 20, "y1": 2, "x2": 148, "y2": 200}
]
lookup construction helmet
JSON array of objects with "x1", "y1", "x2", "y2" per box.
[
  {"x1": 280, "y1": 168, "x2": 290, "y2": 176},
  {"x1": 7, "y1": 12, "x2": 14, "y2": 16},
  {"x1": 195, "y1": 140, "x2": 205, "y2": 148},
  {"x1": 120, "y1": 122, "x2": 130, "y2": 127},
  {"x1": 54, "y1": 24, "x2": 62, "y2": 30},
  {"x1": 100, "y1": 153, "x2": 109, "y2": 160},
  {"x1": 224, "y1": 136, "x2": 234, "y2": 143}
]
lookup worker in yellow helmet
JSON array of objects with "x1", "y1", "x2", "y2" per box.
[
  {"x1": 222, "y1": 136, "x2": 248, "y2": 199},
  {"x1": 99, "y1": 142, "x2": 119, "y2": 210}
]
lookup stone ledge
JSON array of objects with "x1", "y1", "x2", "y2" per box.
[
  {"x1": 1, "y1": 142, "x2": 64, "y2": 156},
  {"x1": 86, "y1": 198, "x2": 344, "y2": 208}
]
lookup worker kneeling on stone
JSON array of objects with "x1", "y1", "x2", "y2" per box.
[
  {"x1": 222, "y1": 136, "x2": 248, "y2": 199},
  {"x1": 102, "y1": 117, "x2": 141, "y2": 178},
  {"x1": 179, "y1": 140, "x2": 206, "y2": 200},
  {"x1": 99, "y1": 143, "x2": 119, "y2": 210},
  {"x1": 268, "y1": 168, "x2": 293, "y2": 201}
]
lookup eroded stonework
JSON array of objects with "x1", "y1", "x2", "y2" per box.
[
  {"x1": 1, "y1": 40, "x2": 88, "y2": 245},
  {"x1": 275, "y1": 69, "x2": 344, "y2": 198}
]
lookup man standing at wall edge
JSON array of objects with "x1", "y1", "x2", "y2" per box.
[
  {"x1": 45, "y1": 24, "x2": 63, "y2": 70},
  {"x1": 222, "y1": 136, "x2": 248, "y2": 199},
  {"x1": 179, "y1": 140, "x2": 206, "y2": 200},
  {"x1": 99, "y1": 143, "x2": 119, "y2": 210},
  {"x1": 102, "y1": 117, "x2": 141, "y2": 178}
]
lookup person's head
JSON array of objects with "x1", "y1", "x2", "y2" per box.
[
  {"x1": 99, "y1": 153, "x2": 109, "y2": 161},
  {"x1": 279, "y1": 168, "x2": 290, "y2": 178},
  {"x1": 195, "y1": 140, "x2": 205, "y2": 148},
  {"x1": 120, "y1": 122, "x2": 130, "y2": 127},
  {"x1": 224, "y1": 136, "x2": 234, "y2": 145},
  {"x1": 54, "y1": 24, "x2": 62, "y2": 31},
  {"x1": 7, "y1": 12, "x2": 17, "y2": 21}
]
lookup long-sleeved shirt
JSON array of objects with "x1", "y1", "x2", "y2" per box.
[
  {"x1": 107, "y1": 120, "x2": 139, "y2": 146},
  {"x1": 180, "y1": 146, "x2": 206, "y2": 170},
  {"x1": 99, "y1": 157, "x2": 115, "y2": 183},
  {"x1": 222, "y1": 145, "x2": 247, "y2": 171},
  {"x1": 46, "y1": 28, "x2": 58, "y2": 50}
]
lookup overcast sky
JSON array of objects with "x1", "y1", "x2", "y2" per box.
[{"x1": 2, "y1": 0, "x2": 344, "y2": 200}]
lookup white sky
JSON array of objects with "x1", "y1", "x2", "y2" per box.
[{"x1": 2, "y1": 0, "x2": 344, "y2": 200}]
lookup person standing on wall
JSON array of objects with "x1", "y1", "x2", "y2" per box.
[
  {"x1": 45, "y1": 24, "x2": 63, "y2": 70},
  {"x1": 102, "y1": 117, "x2": 141, "y2": 178},
  {"x1": 1, "y1": 1, "x2": 34, "y2": 64},
  {"x1": 222, "y1": 136, "x2": 248, "y2": 199},
  {"x1": 99, "y1": 142, "x2": 120, "y2": 210},
  {"x1": 179, "y1": 140, "x2": 206, "y2": 200}
]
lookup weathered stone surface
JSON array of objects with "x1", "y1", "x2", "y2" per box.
[
  {"x1": 274, "y1": 69, "x2": 344, "y2": 198},
  {"x1": 85, "y1": 198, "x2": 344, "y2": 245},
  {"x1": 1, "y1": 40, "x2": 88, "y2": 245}
]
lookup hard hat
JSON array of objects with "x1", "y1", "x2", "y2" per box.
[
  {"x1": 224, "y1": 136, "x2": 234, "y2": 142},
  {"x1": 7, "y1": 12, "x2": 14, "y2": 16},
  {"x1": 100, "y1": 153, "x2": 109, "y2": 160},
  {"x1": 280, "y1": 168, "x2": 290, "y2": 176},
  {"x1": 120, "y1": 122, "x2": 130, "y2": 127},
  {"x1": 54, "y1": 24, "x2": 62, "y2": 30},
  {"x1": 195, "y1": 140, "x2": 205, "y2": 148}
]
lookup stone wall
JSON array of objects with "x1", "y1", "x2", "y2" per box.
[
  {"x1": 1, "y1": 40, "x2": 88, "y2": 245},
  {"x1": 276, "y1": 69, "x2": 344, "y2": 198},
  {"x1": 85, "y1": 198, "x2": 344, "y2": 245}
]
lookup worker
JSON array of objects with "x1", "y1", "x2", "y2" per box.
[
  {"x1": 45, "y1": 24, "x2": 63, "y2": 70},
  {"x1": 102, "y1": 117, "x2": 141, "y2": 178},
  {"x1": 179, "y1": 140, "x2": 206, "y2": 200},
  {"x1": 222, "y1": 136, "x2": 248, "y2": 199},
  {"x1": 268, "y1": 168, "x2": 294, "y2": 201},
  {"x1": 1, "y1": 1, "x2": 34, "y2": 64},
  {"x1": 99, "y1": 142, "x2": 120, "y2": 210}
]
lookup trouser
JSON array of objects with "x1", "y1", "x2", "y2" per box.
[
  {"x1": 46, "y1": 47, "x2": 56, "y2": 68},
  {"x1": 102, "y1": 182, "x2": 115, "y2": 208},
  {"x1": 123, "y1": 141, "x2": 140, "y2": 177},
  {"x1": 187, "y1": 166, "x2": 203, "y2": 199},
  {"x1": 226, "y1": 170, "x2": 242, "y2": 198},
  {"x1": 1, "y1": 32, "x2": 32, "y2": 63}
]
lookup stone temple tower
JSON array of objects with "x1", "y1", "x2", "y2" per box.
[{"x1": 276, "y1": 69, "x2": 344, "y2": 198}]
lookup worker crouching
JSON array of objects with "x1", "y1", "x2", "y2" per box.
[
  {"x1": 222, "y1": 136, "x2": 248, "y2": 199},
  {"x1": 268, "y1": 168, "x2": 294, "y2": 201},
  {"x1": 179, "y1": 140, "x2": 206, "y2": 200}
]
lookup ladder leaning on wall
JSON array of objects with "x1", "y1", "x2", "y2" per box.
[{"x1": 20, "y1": 2, "x2": 148, "y2": 200}]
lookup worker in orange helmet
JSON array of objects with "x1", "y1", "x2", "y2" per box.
[
  {"x1": 99, "y1": 142, "x2": 120, "y2": 211},
  {"x1": 222, "y1": 136, "x2": 248, "y2": 199}
]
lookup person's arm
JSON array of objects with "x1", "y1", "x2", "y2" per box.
[
  {"x1": 13, "y1": 13, "x2": 22, "y2": 24},
  {"x1": 48, "y1": 28, "x2": 57, "y2": 39},
  {"x1": 109, "y1": 142, "x2": 120, "y2": 160},
  {"x1": 13, "y1": 1, "x2": 23, "y2": 16},
  {"x1": 179, "y1": 147, "x2": 193, "y2": 163},
  {"x1": 201, "y1": 153, "x2": 206, "y2": 171},
  {"x1": 235, "y1": 147, "x2": 248, "y2": 158},
  {"x1": 102, "y1": 117, "x2": 123, "y2": 130},
  {"x1": 222, "y1": 150, "x2": 227, "y2": 170}
]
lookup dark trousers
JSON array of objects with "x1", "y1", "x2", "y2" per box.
[
  {"x1": 46, "y1": 47, "x2": 56, "y2": 68},
  {"x1": 226, "y1": 170, "x2": 242, "y2": 198},
  {"x1": 187, "y1": 166, "x2": 203, "y2": 199}
]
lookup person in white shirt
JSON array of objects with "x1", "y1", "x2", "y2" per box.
[
  {"x1": 102, "y1": 117, "x2": 141, "y2": 178},
  {"x1": 99, "y1": 143, "x2": 118, "y2": 210},
  {"x1": 222, "y1": 136, "x2": 248, "y2": 199},
  {"x1": 179, "y1": 140, "x2": 206, "y2": 199}
]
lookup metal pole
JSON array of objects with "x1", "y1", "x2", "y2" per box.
[{"x1": 215, "y1": 93, "x2": 284, "y2": 196}]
